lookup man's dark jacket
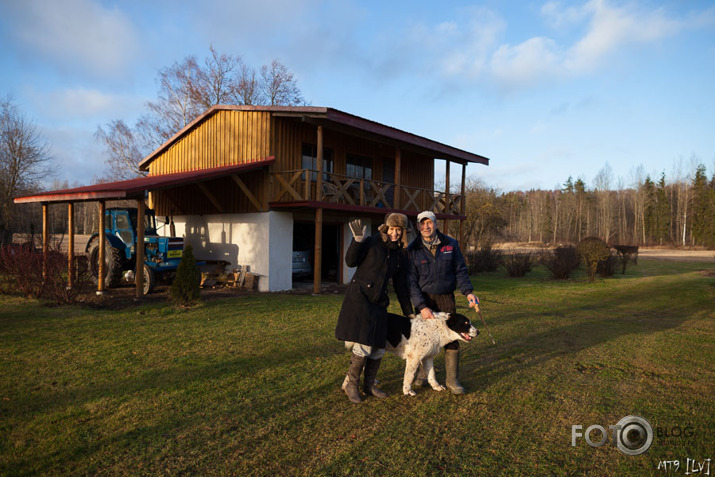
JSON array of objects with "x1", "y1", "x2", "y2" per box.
[{"x1": 407, "y1": 230, "x2": 473, "y2": 311}]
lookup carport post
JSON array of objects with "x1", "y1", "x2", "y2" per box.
[
  {"x1": 41, "y1": 203, "x2": 48, "y2": 282},
  {"x1": 97, "y1": 201, "x2": 105, "y2": 295},
  {"x1": 68, "y1": 203, "x2": 74, "y2": 289},
  {"x1": 135, "y1": 199, "x2": 146, "y2": 299}
]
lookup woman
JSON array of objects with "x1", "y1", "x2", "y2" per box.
[{"x1": 335, "y1": 213, "x2": 414, "y2": 403}]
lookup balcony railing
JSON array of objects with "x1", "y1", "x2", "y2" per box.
[{"x1": 272, "y1": 170, "x2": 464, "y2": 216}]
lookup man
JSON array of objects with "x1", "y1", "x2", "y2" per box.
[{"x1": 407, "y1": 211, "x2": 478, "y2": 394}]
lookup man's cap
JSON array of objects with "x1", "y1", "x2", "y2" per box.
[{"x1": 417, "y1": 211, "x2": 436, "y2": 223}]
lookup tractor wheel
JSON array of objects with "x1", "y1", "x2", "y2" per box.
[
  {"x1": 142, "y1": 264, "x2": 155, "y2": 295},
  {"x1": 88, "y1": 240, "x2": 124, "y2": 288}
]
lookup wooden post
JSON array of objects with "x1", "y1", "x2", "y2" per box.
[
  {"x1": 97, "y1": 201, "x2": 105, "y2": 294},
  {"x1": 68, "y1": 203, "x2": 74, "y2": 289},
  {"x1": 313, "y1": 207, "x2": 323, "y2": 295},
  {"x1": 42, "y1": 203, "x2": 48, "y2": 282},
  {"x1": 394, "y1": 148, "x2": 401, "y2": 209},
  {"x1": 460, "y1": 163, "x2": 466, "y2": 245},
  {"x1": 444, "y1": 160, "x2": 451, "y2": 232},
  {"x1": 135, "y1": 199, "x2": 146, "y2": 299},
  {"x1": 316, "y1": 125, "x2": 323, "y2": 201}
]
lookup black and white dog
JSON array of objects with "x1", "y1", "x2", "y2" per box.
[
  {"x1": 385, "y1": 312, "x2": 479, "y2": 396},
  {"x1": 341, "y1": 312, "x2": 479, "y2": 396}
]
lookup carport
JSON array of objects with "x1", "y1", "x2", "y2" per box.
[{"x1": 13, "y1": 157, "x2": 275, "y2": 298}]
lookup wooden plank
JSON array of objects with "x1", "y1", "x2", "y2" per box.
[
  {"x1": 197, "y1": 182, "x2": 225, "y2": 213},
  {"x1": 231, "y1": 174, "x2": 263, "y2": 211},
  {"x1": 274, "y1": 171, "x2": 304, "y2": 201}
]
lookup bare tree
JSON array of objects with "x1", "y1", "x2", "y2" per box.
[
  {"x1": 235, "y1": 62, "x2": 261, "y2": 105},
  {"x1": 261, "y1": 59, "x2": 305, "y2": 106},
  {"x1": 593, "y1": 163, "x2": 614, "y2": 242},
  {"x1": 0, "y1": 97, "x2": 54, "y2": 244},
  {"x1": 97, "y1": 49, "x2": 307, "y2": 179},
  {"x1": 94, "y1": 120, "x2": 147, "y2": 180}
]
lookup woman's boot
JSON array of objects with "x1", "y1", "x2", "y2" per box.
[
  {"x1": 363, "y1": 358, "x2": 388, "y2": 398},
  {"x1": 344, "y1": 354, "x2": 366, "y2": 403}
]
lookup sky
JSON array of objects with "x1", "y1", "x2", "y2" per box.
[{"x1": 1, "y1": 0, "x2": 714, "y2": 193}]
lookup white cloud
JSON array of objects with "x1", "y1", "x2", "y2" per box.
[
  {"x1": 4, "y1": 0, "x2": 139, "y2": 77},
  {"x1": 27, "y1": 87, "x2": 145, "y2": 122},
  {"x1": 490, "y1": 37, "x2": 560, "y2": 87},
  {"x1": 481, "y1": 0, "x2": 692, "y2": 90}
]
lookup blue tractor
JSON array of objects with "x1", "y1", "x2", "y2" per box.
[{"x1": 86, "y1": 207, "x2": 184, "y2": 294}]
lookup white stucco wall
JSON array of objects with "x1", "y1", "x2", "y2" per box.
[{"x1": 170, "y1": 211, "x2": 293, "y2": 292}]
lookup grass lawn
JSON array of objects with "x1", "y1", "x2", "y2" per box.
[{"x1": 1, "y1": 259, "x2": 713, "y2": 476}]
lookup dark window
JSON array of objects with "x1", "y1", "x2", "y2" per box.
[
  {"x1": 301, "y1": 143, "x2": 333, "y2": 181},
  {"x1": 346, "y1": 154, "x2": 372, "y2": 180}
]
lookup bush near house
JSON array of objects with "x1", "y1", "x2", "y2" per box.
[{"x1": 169, "y1": 244, "x2": 201, "y2": 306}]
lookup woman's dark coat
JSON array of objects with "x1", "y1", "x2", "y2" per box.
[{"x1": 335, "y1": 233, "x2": 413, "y2": 348}]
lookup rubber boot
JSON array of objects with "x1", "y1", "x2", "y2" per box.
[
  {"x1": 344, "y1": 354, "x2": 366, "y2": 403},
  {"x1": 445, "y1": 349, "x2": 465, "y2": 395},
  {"x1": 413, "y1": 364, "x2": 429, "y2": 388},
  {"x1": 363, "y1": 358, "x2": 388, "y2": 398}
]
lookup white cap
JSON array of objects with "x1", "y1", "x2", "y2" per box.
[{"x1": 417, "y1": 211, "x2": 436, "y2": 223}]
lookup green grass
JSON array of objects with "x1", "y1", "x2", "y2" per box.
[{"x1": 1, "y1": 259, "x2": 713, "y2": 476}]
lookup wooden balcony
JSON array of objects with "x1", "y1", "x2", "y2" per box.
[{"x1": 271, "y1": 170, "x2": 464, "y2": 217}]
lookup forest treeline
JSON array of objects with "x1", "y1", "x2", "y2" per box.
[{"x1": 452, "y1": 163, "x2": 715, "y2": 250}]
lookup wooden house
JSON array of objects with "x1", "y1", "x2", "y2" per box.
[{"x1": 15, "y1": 105, "x2": 489, "y2": 294}]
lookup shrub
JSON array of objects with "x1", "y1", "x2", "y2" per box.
[
  {"x1": 597, "y1": 253, "x2": 618, "y2": 278},
  {"x1": 0, "y1": 243, "x2": 44, "y2": 297},
  {"x1": 541, "y1": 246, "x2": 580, "y2": 279},
  {"x1": 502, "y1": 252, "x2": 534, "y2": 278},
  {"x1": 577, "y1": 237, "x2": 612, "y2": 282},
  {"x1": 466, "y1": 245, "x2": 502, "y2": 274},
  {"x1": 43, "y1": 253, "x2": 92, "y2": 305},
  {"x1": 0, "y1": 244, "x2": 91, "y2": 304},
  {"x1": 170, "y1": 244, "x2": 201, "y2": 306},
  {"x1": 613, "y1": 245, "x2": 639, "y2": 274}
]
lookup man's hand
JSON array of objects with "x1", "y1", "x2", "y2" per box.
[
  {"x1": 467, "y1": 293, "x2": 479, "y2": 310},
  {"x1": 349, "y1": 219, "x2": 367, "y2": 242},
  {"x1": 420, "y1": 307, "x2": 435, "y2": 319}
]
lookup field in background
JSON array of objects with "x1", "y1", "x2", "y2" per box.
[{"x1": 1, "y1": 258, "x2": 713, "y2": 476}]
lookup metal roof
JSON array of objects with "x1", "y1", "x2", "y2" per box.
[
  {"x1": 138, "y1": 105, "x2": 490, "y2": 170},
  {"x1": 14, "y1": 157, "x2": 275, "y2": 204}
]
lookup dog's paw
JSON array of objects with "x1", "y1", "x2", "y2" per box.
[
  {"x1": 404, "y1": 389, "x2": 417, "y2": 396},
  {"x1": 432, "y1": 384, "x2": 446, "y2": 392}
]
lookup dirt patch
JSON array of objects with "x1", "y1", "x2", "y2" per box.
[{"x1": 637, "y1": 248, "x2": 715, "y2": 263}]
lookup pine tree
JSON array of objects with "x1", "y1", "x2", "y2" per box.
[{"x1": 170, "y1": 244, "x2": 201, "y2": 306}]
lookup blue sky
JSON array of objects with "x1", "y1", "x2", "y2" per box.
[{"x1": 1, "y1": 0, "x2": 713, "y2": 192}]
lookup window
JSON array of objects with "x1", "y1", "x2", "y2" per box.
[
  {"x1": 346, "y1": 154, "x2": 372, "y2": 180},
  {"x1": 301, "y1": 143, "x2": 334, "y2": 181}
]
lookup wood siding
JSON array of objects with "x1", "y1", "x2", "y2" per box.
[
  {"x1": 147, "y1": 110, "x2": 444, "y2": 216},
  {"x1": 148, "y1": 111, "x2": 271, "y2": 175}
]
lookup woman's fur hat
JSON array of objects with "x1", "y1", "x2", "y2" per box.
[{"x1": 378, "y1": 212, "x2": 409, "y2": 247}]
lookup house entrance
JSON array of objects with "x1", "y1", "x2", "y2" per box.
[{"x1": 293, "y1": 222, "x2": 340, "y2": 283}]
